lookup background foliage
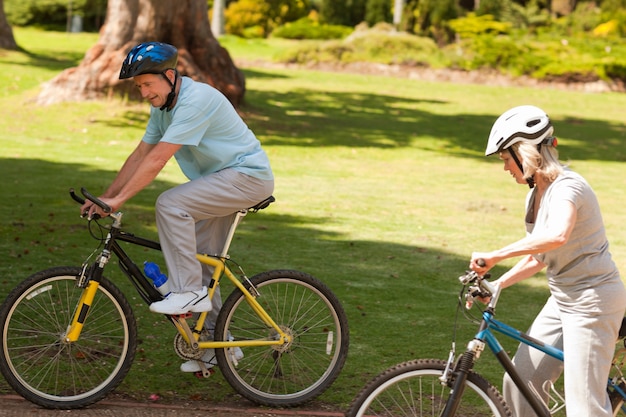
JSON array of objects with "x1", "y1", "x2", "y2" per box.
[{"x1": 4, "y1": 0, "x2": 626, "y2": 86}]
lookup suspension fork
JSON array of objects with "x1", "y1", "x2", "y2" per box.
[
  {"x1": 440, "y1": 343, "x2": 482, "y2": 417},
  {"x1": 65, "y1": 232, "x2": 114, "y2": 343},
  {"x1": 64, "y1": 279, "x2": 100, "y2": 343}
]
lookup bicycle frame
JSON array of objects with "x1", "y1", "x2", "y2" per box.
[
  {"x1": 65, "y1": 207, "x2": 292, "y2": 352},
  {"x1": 442, "y1": 274, "x2": 626, "y2": 417},
  {"x1": 474, "y1": 311, "x2": 562, "y2": 417}
]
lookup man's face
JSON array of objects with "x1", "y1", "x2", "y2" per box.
[{"x1": 133, "y1": 72, "x2": 172, "y2": 108}]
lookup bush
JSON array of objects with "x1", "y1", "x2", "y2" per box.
[
  {"x1": 604, "y1": 61, "x2": 626, "y2": 83},
  {"x1": 445, "y1": 35, "x2": 527, "y2": 73},
  {"x1": 345, "y1": 28, "x2": 442, "y2": 66},
  {"x1": 272, "y1": 18, "x2": 353, "y2": 40},
  {"x1": 225, "y1": 0, "x2": 271, "y2": 37},
  {"x1": 277, "y1": 40, "x2": 354, "y2": 64},
  {"x1": 448, "y1": 13, "x2": 511, "y2": 38},
  {"x1": 278, "y1": 26, "x2": 445, "y2": 67},
  {"x1": 224, "y1": 0, "x2": 310, "y2": 38}
]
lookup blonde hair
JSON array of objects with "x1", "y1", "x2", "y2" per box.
[{"x1": 509, "y1": 141, "x2": 564, "y2": 183}]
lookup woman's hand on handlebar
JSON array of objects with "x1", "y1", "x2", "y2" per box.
[{"x1": 470, "y1": 252, "x2": 495, "y2": 274}]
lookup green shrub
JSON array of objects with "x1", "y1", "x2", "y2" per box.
[
  {"x1": 241, "y1": 25, "x2": 267, "y2": 39},
  {"x1": 531, "y1": 60, "x2": 601, "y2": 81},
  {"x1": 604, "y1": 61, "x2": 626, "y2": 82},
  {"x1": 448, "y1": 13, "x2": 511, "y2": 38},
  {"x1": 225, "y1": 0, "x2": 271, "y2": 37},
  {"x1": 224, "y1": 0, "x2": 310, "y2": 38},
  {"x1": 446, "y1": 35, "x2": 529, "y2": 73},
  {"x1": 276, "y1": 40, "x2": 353, "y2": 64},
  {"x1": 272, "y1": 18, "x2": 353, "y2": 40},
  {"x1": 345, "y1": 29, "x2": 442, "y2": 65},
  {"x1": 278, "y1": 27, "x2": 446, "y2": 67},
  {"x1": 551, "y1": 2, "x2": 603, "y2": 35}
]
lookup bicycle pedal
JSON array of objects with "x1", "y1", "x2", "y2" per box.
[
  {"x1": 194, "y1": 368, "x2": 215, "y2": 379},
  {"x1": 171, "y1": 313, "x2": 193, "y2": 319}
]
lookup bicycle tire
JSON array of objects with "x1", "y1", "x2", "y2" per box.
[
  {"x1": 0, "y1": 266, "x2": 137, "y2": 409},
  {"x1": 214, "y1": 269, "x2": 349, "y2": 407},
  {"x1": 346, "y1": 359, "x2": 511, "y2": 417}
]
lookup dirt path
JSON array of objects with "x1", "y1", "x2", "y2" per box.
[{"x1": 0, "y1": 394, "x2": 345, "y2": 417}]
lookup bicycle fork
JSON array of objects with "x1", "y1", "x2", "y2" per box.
[
  {"x1": 64, "y1": 279, "x2": 100, "y2": 343},
  {"x1": 65, "y1": 247, "x2": 111, "y2": 343},
  {"x1": 440, "y1": 341, "x2": 482, "y2": 417}
]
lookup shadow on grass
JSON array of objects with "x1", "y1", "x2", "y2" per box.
[
  {"x1": 241, "y1": 68, "x2": 291, "y2": 80},
  {"x1": 0, "y1": 157, "x2": 553, "y2": 405},
  {"x1": 4, "y1": 49, "x2": 86, "y2": 72},
  {"x1": 238, "y1": 69, "x2": 625, "y2": 162}
]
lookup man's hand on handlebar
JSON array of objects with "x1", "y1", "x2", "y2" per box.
[
  {"x1": 81, "y1": 197, "x2": 119, "y2": 220},
  {"x1": 72, "y1": 188, "x2": 115, "y2": 220}
]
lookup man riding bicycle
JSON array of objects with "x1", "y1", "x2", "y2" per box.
[{"x1": 81, "y1": 42, "x2": 274, "y2": 373}]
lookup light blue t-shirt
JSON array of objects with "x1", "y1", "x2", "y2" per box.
[{"x1": 142, "y1": 77, "x2": 273, "y2": 181}]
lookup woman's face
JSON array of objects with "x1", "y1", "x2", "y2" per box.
[{"x1": 500, "y1": 151, "x2": 526, "y2": 185}]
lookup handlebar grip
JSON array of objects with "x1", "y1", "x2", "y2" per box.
[
  {"x1": 69, "y1": 188, "x2": 85, "y2": 205},
  {"x1": 80, "y1": 187, "x2": 112, "y2": 213},
  {"x1": 477, "y1": 258, "x2": 486, "y2": 267}
]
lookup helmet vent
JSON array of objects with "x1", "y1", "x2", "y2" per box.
[{"x1": 527, "y1": 119, "x2": 540, "y2": 127}]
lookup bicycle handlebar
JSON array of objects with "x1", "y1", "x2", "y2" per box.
[
  {"x1": 459, "y1": 266, "x2": 500, "y2": 310},
  {"x1": 69, "y1": 188, "x2": 112, "y2": 214}
]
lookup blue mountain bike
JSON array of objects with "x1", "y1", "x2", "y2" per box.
[{"x1": 347, "y1": 268, "x2": 626, "y2": 416}]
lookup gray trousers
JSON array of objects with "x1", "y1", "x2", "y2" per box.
[
  {"x1": 154, "y1": 168, "x2": 274, "y2": 325},
  {"x1": 503, "y1": 294, "x2": 625, "y2": 417}
]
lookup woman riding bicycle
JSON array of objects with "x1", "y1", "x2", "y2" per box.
[{"x1": 470, "y1": 105, "x2": 626, "y2": 417}]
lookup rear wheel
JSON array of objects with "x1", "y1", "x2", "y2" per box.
[
  {"x1": 347, "y1": 359, "x2": 511, "y2": 417},
  {"x1": 0, "y1": 267, "x2": 137, "y2": 409},
  {"x1": 214, "y1": 269, "x2": 349, "y2": 407}
]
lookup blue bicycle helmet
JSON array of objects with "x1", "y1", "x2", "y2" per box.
[
  {"x1": 120, "y1": 42, "x2": 179, "y2": 111},
  {"x1": 119, "y1": 42, "x2": 178, "y2": 80}
]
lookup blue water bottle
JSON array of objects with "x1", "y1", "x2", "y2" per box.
[{"x1": 143, "y1": 261, "x2": 171, "y2": 296}]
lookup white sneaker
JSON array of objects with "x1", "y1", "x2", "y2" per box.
[
  {"x1": 149, "y1": 287, "x2": 212, "y2": 315},
  {"x1": 180, "y1": 347, "x2": 244, "y2": 373}
]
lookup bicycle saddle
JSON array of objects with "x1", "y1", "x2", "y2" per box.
[{"x1": 249, "y1": 196, "x2": 275, "y2": 212}]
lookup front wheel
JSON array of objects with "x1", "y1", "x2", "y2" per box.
[
  {"x1": 346, "y1": 359, "x2": 511, "y2": 417},
  {"x1": 214, "y1": 269, "x2": 349, "y2": 407},
  {"x1": 0, "y1": 266, "x2": 137, "y2": 409}
]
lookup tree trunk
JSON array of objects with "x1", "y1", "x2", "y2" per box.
[
  {"x1": 211, "y1": 0, "x2": 225, "y2": 38},
  {"x1": 37, "y1": 0, "x2": 245, "y2": 107},
  {"x1": 393, "y1": 0, "x2": 404, "y2": 29},
  {"x1": 0, "y1": 0, "x2": 17, "y2": 50}
]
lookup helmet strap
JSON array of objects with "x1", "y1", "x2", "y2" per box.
[
  {"x1": 160, "y1": 70, "x2": 178, "y2": 112},
  {"x1": 509, "y1": 147, "x2": 535, "y2": 189}
]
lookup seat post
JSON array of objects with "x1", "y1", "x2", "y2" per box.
[{"x1": 220, "y1": 209, "x2": 248, "y2": 258}]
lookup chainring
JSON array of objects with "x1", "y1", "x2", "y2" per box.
[{"x1": 173, "y1": 329, "x2": 210, "y2": 360}]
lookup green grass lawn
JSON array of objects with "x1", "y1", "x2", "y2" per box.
[{"x1": 1, "y1": 28, "x2": 625, "y2": 411}]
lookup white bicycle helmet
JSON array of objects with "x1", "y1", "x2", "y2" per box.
[{"x1": 485, "y1": 105, "x2": 554, "y2": 156}]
